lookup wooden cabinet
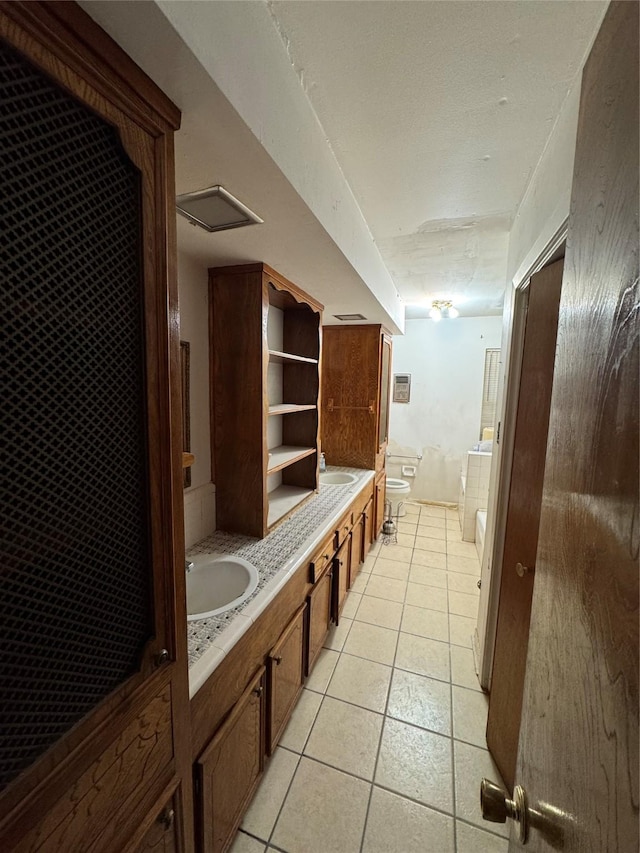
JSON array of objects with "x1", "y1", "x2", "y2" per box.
[
  {"x1": 307, "y1": 566, "x2": 333, "y2": 675},
  {"x1": 0, "y1": 5, "x2": 192, "y2": 852},
  {"x1": 349, "y1": 490, "x2": 374, "y2": 585},
  {"x1": 268, "y1": 606, "x2": 306, "y2": 754},
  {"x1": 332, "y1": 534, "x2": 352, "y2": 623},
  {"x1": 210, "y1": 263, "x2": 323, "y2": 538},
  {"x1": 321, "y1": 325, "x2": 392, "y2": 472},
  {"x1": 374, "y1": 471, "x2": 387, "y2": 539},
  {"x1": 134, "y1": 793, "x2": 181, "y2": 853},
  {"x1": 196, "y1": 669, "x2": 266, "y2": 853}
]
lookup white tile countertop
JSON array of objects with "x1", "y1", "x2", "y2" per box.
[{"x1": 186, "y1": 466, "x2": 374, "y2": 697}]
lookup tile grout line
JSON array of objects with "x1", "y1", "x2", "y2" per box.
[
  {"x1": 249, "y1": 508, "x2": 492, "y2": 853},
  {"x1": 357, "y1": 533, "x2": 407, "y2": 853}
]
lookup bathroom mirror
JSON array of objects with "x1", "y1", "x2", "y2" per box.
[{"x1": 181, "y1": 340, "x2": 191, "y2": 488}]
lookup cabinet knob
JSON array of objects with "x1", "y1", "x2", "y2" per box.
[
  {"x1": 158, "y1": 808, "x2": 175, "y2": 831},
  {"x1": 253, "y1": 685, "x2": 263, "y2": 697},
  {"x1": 155, "y1": 648, "x2": 171, "y2": 667},
  {"x1": 273, "y1": 655, "x2": 283, "y2": 665},
  {"x1": 515, "y1": 562, "x2": 533, "y2": 577}
]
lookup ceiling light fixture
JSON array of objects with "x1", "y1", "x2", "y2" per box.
[
  {"x1": 430, "y1": 300, "x2": 459, "y2": 321},
  {"x1": 176, "y1": 185, "x2": 263, "y2": 233}
]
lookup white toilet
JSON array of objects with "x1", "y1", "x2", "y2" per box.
[{"x1": 386, "y1": 478, "x2": 412, "y2": 517}]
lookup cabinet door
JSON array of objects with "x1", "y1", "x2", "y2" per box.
[
  {"x1": 133, "y1": 794, "x2": 181, "y2": 853},
  {"x1": 377, "y1": 336, "x2": 392, "y2": 450},
  {"x1": 197, "y1": 668, "x2": 266, "y2": 853},
  {"x1": 307, "y1": 568, "x2": 333, "y2": 675},
  {"x1": 268, "y1": 605, "x2": 306, "y2": 754},
  {"x1": 363, "y1": 497, "x2": 374, "y2": 559},
  {"x1": 350, "y1": 513, "x2": 365, "y2": 586},
  {"x1": 332, "y1": 535, "x2": 351, "y2": 624},
  {"x1": 0, "y1": 7, "x2": 191, "y2": 852},
  {"x1": 374, "y1": 473, "x2": 387, "y2": 539}
]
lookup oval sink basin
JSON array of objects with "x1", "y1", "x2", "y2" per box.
[
  {"x1": 186, "y1": 555, "x2": 259, "y2": 621},
  {"x1": 319, "y1": 471, "x2": 358, "y2": 485}
]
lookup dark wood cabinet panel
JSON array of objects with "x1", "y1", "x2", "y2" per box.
[
  {"x1": 0, "y1": 4, "x2": 192, "y2": 851},
  {"x1": 307, "y1": 568, "x2": 333, "y2": 675},
  {"x1": 332, "y1": 535, "x2": 351, "y2": 624},
  {"x1": 362, "y1": 496, "x2": 374, "y2": 559},
  {"x1": 196, "y1": 669, "x2": 266, "y2": 853},
  {"x1": 268, "y1": 606, "x2": 306, "y2": 754},
  {"x1": 134, "y1": 790, "x2": 181, "y2": 853},
  {"x1": 374, "y1": 472, "x2": 387, "y2": 540},
  {"x1": 321, "y1": 325, "x2": 392, "y2": 471}
]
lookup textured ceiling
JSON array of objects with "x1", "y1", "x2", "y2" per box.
[
  {"x1": 80, "y1": 0, "x2": 607, "y2": 324},
  {"x1": 268, "y1": 0, "x2": 607, "y2": 314}
]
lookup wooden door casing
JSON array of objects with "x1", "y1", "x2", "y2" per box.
[
  {"x1": 509, "y1": 3, "x2": 638, "y2": 850},
  {"x1": 487, "y1": 259, "x2": 564, "y2": 790},
  {"x1": 0, "y1": 4, "x2": 192, "y2": 852}
]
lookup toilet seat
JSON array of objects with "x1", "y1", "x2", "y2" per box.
[{"x1": 385, "y1": 478, "x2": 412, "y2": 517}]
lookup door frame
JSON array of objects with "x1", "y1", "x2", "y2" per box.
[{"x1": 474, "y1": 220, "x2": 567, "y2": 689}]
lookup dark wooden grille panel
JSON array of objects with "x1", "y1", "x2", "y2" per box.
[{"x1": 0, "y1": 40, "x2": 153, "y2": 790}]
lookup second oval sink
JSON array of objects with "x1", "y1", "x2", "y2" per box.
[
  {"x1": 320, "y1": 471, "x2": 358, "y2": 485},
  {"x1": 186, "y1": 555, "x2": 259, "y2": 621}
]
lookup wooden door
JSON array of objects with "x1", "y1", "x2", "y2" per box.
[
  {"x1": 350, "y1": 511, "x2": 365, "y2": 585},
  {"x1": 197, "y1": 668, "x2": 266, "y2": 853},
  {"x1": 307, "y1": 567, "x2": 332, "y2": 675},
  {"x1": 374, "y1": 472, "x2": 387, "y2": 539},
  {"x1": 486, "y1": 259, "x2": 564, "y2": 789},
  {"x1": 0, "y1": 5, "x2": 192, "y2": 851},
  {"x1": 363, "y1": 496, "x2": 374, "y2": 556},
  {"x1": 485, "y1": 4, "x2": 638, "y2": 849},
  {"x1": 267, "y1": 605, "x2": 306, "y2": 754},
  {"x1": 332, "y1": 534, "x2": 351, "y2": 624}
]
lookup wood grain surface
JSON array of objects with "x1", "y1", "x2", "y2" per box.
[
  {"x1": 513, "y1": 3, "x2": 638, "y2": 850},
  {"x1": 487, "y1": 258, "x2": 563, "y2": 790}
]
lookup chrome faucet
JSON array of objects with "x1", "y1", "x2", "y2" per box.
[{"x1": 185, "y1": 559, "x2": 194, "y2": 573}]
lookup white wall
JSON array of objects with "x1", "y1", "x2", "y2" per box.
[
  {"x1": 177, "y1": 250, "x2": 215, "y2": 547},
  {"x1": 388, "y1": 316, "x2": 502, "y2": 504}
]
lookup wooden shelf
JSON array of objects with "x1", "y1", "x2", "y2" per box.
[
  {"x1": 269, "y1": 350, "x2": 318, "y2": 365},
  {"x1": 268, "y1": 403, "x2": 317, "y2": 416},
  {"x1": 268, "y1": 445, "x2": 315, "y2": 474},
  {"x1": 267, "y1": 485, "x2": 314, "y2": 528}
]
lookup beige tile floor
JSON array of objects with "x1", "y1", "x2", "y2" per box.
[{"x1": 232, "y1": 503, "x2": 509, "y2": 853}]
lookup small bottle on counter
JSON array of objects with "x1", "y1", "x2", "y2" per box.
[{"x1": 319, "y1": 452, "x2": 326, "y2": 472}]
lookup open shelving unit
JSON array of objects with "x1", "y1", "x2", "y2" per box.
[{"x1": 210, "y1": 262, "x2": 323, "y2": 538}]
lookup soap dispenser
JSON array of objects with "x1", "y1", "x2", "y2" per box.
[{"x1": 319, "y1": 452, "x2": 326, "y2": 472}]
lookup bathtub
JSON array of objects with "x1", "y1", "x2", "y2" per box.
[{"x1": 475, "y1": 510, "x2": 487, "y2": 564}]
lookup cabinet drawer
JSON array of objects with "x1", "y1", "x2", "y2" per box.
[
  {"x1": 309, "y1": 533, "x2": 336, "y2": 583},
  {"x1": 268, "y1": 605, "x2": 306, "y2": 754}
]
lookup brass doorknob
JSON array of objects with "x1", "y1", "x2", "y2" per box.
[
  {"x1": 481, "y1": 778, "x2": 529, "y2": 844},
  {"x1": 515, "y1": 562, "x2": 532, "y2": 577}
]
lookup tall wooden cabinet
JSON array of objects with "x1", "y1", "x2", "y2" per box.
[
  {"x1": 321, "y1": 325, "x2": 392, "y2": 537},
  {"x1": 321, "y1": 325, "x2": 392, "y2": 471},
  {"x1": 0, "y1": 3, "x2": 192, "y2": 851},
  {"x1": 210, "y1": 263, "x2": 323, "y2": 538}
]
